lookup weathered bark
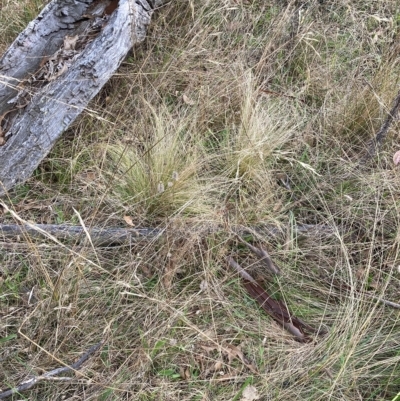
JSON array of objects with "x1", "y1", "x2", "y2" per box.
[
  {"x1": 0, "y1": 0, "x2": 165, "y2": 196},
  {"x1": 0, "y1": 222, "x2": 338, "y2": 246}
]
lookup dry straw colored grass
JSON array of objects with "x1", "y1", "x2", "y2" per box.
[{"x1": 1, "y1": 0, "x2": 400, "y2": 400}]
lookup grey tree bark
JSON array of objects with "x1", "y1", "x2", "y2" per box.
[{"x1": 0, "y1": 0, "x2": 165, "y2": 196}]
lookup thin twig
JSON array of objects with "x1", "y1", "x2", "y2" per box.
[
  {"x1": 378, "y1": 298, "x2": 400, "y2": 309},
  {"x1": 363, "y1": 86, "x2": 400, "y2": 161},
  {"x1": 226, "y1": 256, "x2": 257, "y2": 284},
  {"x1": 365, "y1": 293, "x2": 400, "y2": 310},
  {"x1": 234, "y1": 234, "x2": 281, "y2": 275},
  {"x1": 329, "y1": 277, "x2": 400, "y2": 310},
  {"x1": 0, "y1": 341, "x2": 103, "y2": 399}
]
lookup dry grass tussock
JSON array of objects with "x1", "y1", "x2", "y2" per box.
[{"x1": 1, "y1": 0, "x2": 400, "y2": 400}]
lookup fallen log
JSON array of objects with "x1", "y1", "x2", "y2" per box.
[
  {"x1": 0, "y1": 0, "x2": 165, "y2": 196},
  {"x1": 0, "y1": 222, "x2": 338, "y2": 246}
]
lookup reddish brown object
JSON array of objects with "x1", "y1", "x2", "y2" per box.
[
  {"x1": 227, "y1": 255, "x2": 323, "y2": 342},
  {"x1": 243, "y1": 281, "x2": 313, "y2": 342},
  {"x1": 104, "y1": 0, "x2": 119, "y2": 15}
]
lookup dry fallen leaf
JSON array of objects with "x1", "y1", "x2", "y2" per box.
[
  {"x1": 200, "y1": 343, "x2": 257, "y2": 374},
  {"x1": 184, "y1": 368, "x2": 191, "y2": 379},
  {"x1": 226, "y1": 344, "x2": 243, "y2": 363},
  {"x1": 393, "y1": 150, "x2": 400, "y2": 166},
  {"x1": 241, "y1": 385, "x2": 259, "y2": 401},
  {"x1": 179, "y1": 366, "x2": 191, "y2": 380},
  {"x1": 225, "y1": 344, "x2": 258, "y2": 373},
  {"x1": 48, "y1": 63, "x2": 68, "y2": 81},
  {"x1": 123, "y1": 215, "x2": 134, "y2": 226},
  {"x1": 64, "y1": 35, "x2": 79, "y2": 50},
  {"x1": 183, "y1": 93, "x2": 195, "y2": 106},
  {"x1": 200, "y1": 328, "x2": 216, "y2": 341},
  {"x1": 200, "y1": 345, "x2": 218, "y2": 354},
  {"x1": 200, "y1": 280, "x2": 208, "y2": 292}
]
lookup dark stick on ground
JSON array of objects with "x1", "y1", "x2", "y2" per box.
[
  {"x1": 363, "y1": 87, "x2": 400, "y2": 162},
  {"x1": 226, "y1": 257, "x2": 318, "y2": 342},
  {"x1": 0, "y1": 341, "x2": 103, "y2": 400},
  {"x1": 234, "y1": 234, "x2": 282, "y2": 275}
]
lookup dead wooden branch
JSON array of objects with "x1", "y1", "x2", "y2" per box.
[
  {"x1": 226, "y1": 256, "x2": 258, "y2": 284},
  {"x1": 0, "y1": 341, "x2": 103, "y2": 400},
  {"x1": 375, "y1": 297, "x2": 400, "y2": 309},
  {"x1": 0, "y1": 222, "x2": 338, "y2": 246},
  {"x1": 234, "y1": 234, "x2": 281, "y2": 275},
  {"x1": 329, "y1": 277, "x2": 400, "y2": 311},
  {"x1": 363, "y1": 86, "x2": 400, "y2": 162},
  {"x1": 0, "y1": 0, "x2": 167, "y2": 196},
  {"x1": 226, "y1": 256, "x2": 321, "y2": 342}
]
